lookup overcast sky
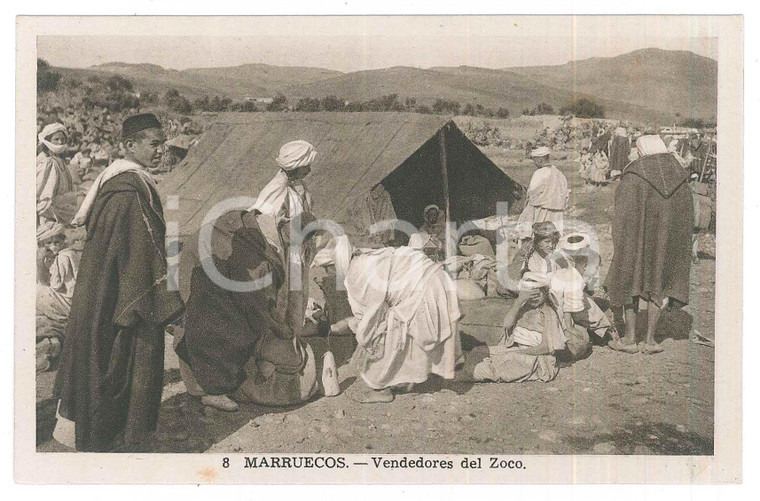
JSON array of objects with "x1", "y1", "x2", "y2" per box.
[{"x1": 37, "y1": 17, "x2": 718, "y2": 72}]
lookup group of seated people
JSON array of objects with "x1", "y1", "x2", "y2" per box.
[
  {"x1": 303, "y1": 218, "x2": 617, "y2": 403},
  {"x1": 459, "y1": 221, "x2": 618, "y2": 384}
]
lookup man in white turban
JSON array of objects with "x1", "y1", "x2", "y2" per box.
[
  {"x1": 248, "y1": 140, "x2": 318, "y2": 338},
  {"x1": 248, "y1": 140, "x2": 316, "y2": 225},
  {"x1": 516, "y1": 146, "x2": 568, "y2": 245},
  {"x1": 37, "y1": 123, "x2": 74, "y2": 225},
  {"x1": 177, "y1": 140, "x2": 320, "y2": 412}
]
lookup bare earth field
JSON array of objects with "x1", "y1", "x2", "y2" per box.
[{"x1": 36, "y1": 150, "x2": 715, "y2": 455}]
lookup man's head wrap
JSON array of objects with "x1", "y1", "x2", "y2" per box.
[
  {"x1": 311, "y1": 235, "x2": 355, "y2": 284},
  {"x1": 635, "y1": 135, "x2": 668, "y2": 157},
  {"x1": 518, "y1": 272, "x2": 551, "y2": 290},
  {"x1": 38, "y1": 123, "x2": 68, "y2": 155},
  {"x1": 276, "y1": 140, "x2": 317, "y2": 171},
  {"x1": 560, "y1": 232, "x2": 591, "y2": 254},
  {"x1": 530, "y1": 146, "x2": 552, "y2": 158},
  {"x1": 532, "y1": 221, "x2": 560, "y2": 239},
  {"x1": 121, "y1": 113, "x2": 163, "y2": 140}
]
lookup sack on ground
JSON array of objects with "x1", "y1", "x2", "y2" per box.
[
  {"x1": 459, "y1": 235, "x2": 494, "y2": 257},
  {"x1": 455, "y1": 278, "x2": 486, "y2": 301}
]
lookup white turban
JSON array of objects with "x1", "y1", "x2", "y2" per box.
[
  {"x1": 518, "y1": 271, "x2": 551, "y2": 290},
  {"x1": 530, "y1": 146, "x2": 551, "y2": 158},
  {"x1": 560, "y1": 232, "x2": 591, "y2": 253},
  {"x1": 276, "y1": 140, "x2": 317, "y2": 171},
  {"x1": 615, "y1": 127, "x2": 627, "y2": 137},
  {"x1": 636, "y1": 135, "x2": 668, "y2": 157},
  {"x1": 38, "y1": 123, "x2": 68, "y2": 155},
  {"x1": 311, "y1": 235, "x2": 354, "y2": 283}
]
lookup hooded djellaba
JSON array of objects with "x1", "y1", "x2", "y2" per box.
[{"x1": 605, "y1": 135, "x2": 694, "y2": 314}]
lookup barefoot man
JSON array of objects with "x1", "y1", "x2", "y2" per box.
[
  {"x1": 314, "y1": 236, "x2": 462, "y2": 403},
  {"x1": 606, "y1": 135, "x2": 694, "y2": 354}
]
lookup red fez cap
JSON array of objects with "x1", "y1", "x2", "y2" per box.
[{"x1": 121, "y1": 113, "x2": 162, "y2": 139}]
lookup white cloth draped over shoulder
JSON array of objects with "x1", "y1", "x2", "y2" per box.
[
  {"x1": 37, "y1": 153, "x2": 74, "y2": 221},
  {"x1": 248, "y1": 170, "x2": 312, "y2": 223},
  {"x1": 247, "y1": 169, "x2": 313, "y2": 269},
  {"x1": 344, "y1": 246, "x2": 462, "y2": 389},
  {"x1": 71, "y1": 158, "x2": 159, "y2": 227}
]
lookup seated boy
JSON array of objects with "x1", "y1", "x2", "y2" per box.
[
  {"x1": 460, "y1": 273, "x2": 567, "y2": 383},
  {"x1": 36, "y1": 222, "x2": 83, "y2": 371},
  {"x1": 522, "y1": 221, "x2": 572, "y2": 275},
  {"x1": 550, "y1": 236, "x2": 623, "y2": 353}
]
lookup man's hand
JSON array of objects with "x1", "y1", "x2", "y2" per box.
[{"x1": 517, "y1": 288, "x2": 541, "y2": 306}]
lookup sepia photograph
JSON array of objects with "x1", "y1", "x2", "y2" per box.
[{"x1": 14, "y1": 14, "x2": 743, "y2": 484}]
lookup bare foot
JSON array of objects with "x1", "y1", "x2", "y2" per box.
[
  {"x1": 391, "y1": 382, "x2": 415, "y2": 394},
  {"x1": 201, "y1": 394, "x2": 240, "y2": 412},
  {"x1": 345, "y1": 380, "x2": 394, "y2": 403},
  {"x1": 641, "y1": 342, "x2": 664, "y2": 355},
  {"x1": 608, "y1": 339, "x2": 640, "y2": 354}
]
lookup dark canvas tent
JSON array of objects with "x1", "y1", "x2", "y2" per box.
[{"x1": 158, "y1": 112, "x2": 525, "y2": 244}]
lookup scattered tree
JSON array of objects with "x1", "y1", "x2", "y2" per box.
[
  {"x1": 321, "y1": 95, "x2": 345, "y2": 112},
  {"x1": 534, "y1": 102, "x2": 554, "y2": 115},
  {"x1": 163, "y1": 89, "x2": 192, "y2": 114},
  {"x1": 295, "y1": 97, "x2": 322, "y2": 112},
  {"x1": 496, "y1": 107, "x2": 510, "y2": 119},
  {"x1": 432, "y1": 98, "x2": 461, "y2": 115},
  {"x1": 37, "y1": 59, "x2": 62, "y2": 93},
  {"x1": 267, "y1": 93, "x2": 288, "y2": 111},
  {"x1": 560, "y1": 98, "x2": 605, "y2": 118},
  {"x1": 678, "y1": 117, "x2": 707, "y2": 129}
]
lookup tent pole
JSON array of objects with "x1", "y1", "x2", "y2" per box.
[
  {"x1": 698, "y1": 133, "x2": 711, "y2": 183},
  {"x1": 439, "y1": 126, "x2": 453, "y2": 257}
]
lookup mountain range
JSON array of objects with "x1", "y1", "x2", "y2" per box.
[{"x1": 51, "y1": 48, "x2": 717, "y2": 124}]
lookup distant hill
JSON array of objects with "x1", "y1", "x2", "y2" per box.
[
  {"x1": 282, "y1": 64, "x2": 675, "y2": 123},
  {"x1": 57, "y1": 62, "x2": 343, "y2": 101},
  {"x1": 48, "y1": 48, "x2": 716, "y2": 124},
  {"x1": 504, "y1": 48, "x2": 717, "y2": 121}
]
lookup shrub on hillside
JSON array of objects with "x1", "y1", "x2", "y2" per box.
[
  {"x1": 267, "y1": 93, "x2": 288, "y2": 111},
  {"x1": 560, "y1": 98, "x2": 605, "y2": 119},
  {"x1": 37, "y1": 59, "x2": 62, "y2": 93}
]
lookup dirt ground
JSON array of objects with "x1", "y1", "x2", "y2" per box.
[{"x1": 36, "y1": 151, "x2": 715, "y2": 455}]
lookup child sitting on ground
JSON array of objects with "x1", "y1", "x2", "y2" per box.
[
  {"x1": 460, "y1": 273, "x2": 570, "y2": 383},
  {"x1": 36, "y1": 222, "x2": 83, "y2": 372}
]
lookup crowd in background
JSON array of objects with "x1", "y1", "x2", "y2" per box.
[{"x1": 35, "y1": 102, "x2": 203, "y2": 371}]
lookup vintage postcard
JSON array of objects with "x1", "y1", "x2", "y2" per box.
[{"x1": 15, "y1": 15, "x2": 743, "y2": 484}]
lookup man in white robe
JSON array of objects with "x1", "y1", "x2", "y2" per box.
[
  {"x1": 517, "y1": 146, "x2": 568, "y2": 241},
  {"x1": 248, "y1": 140, "x2": 318, "y2": 339},
  {"x1": 314, "y1": 236, "x2": 462, "y2": 403}
]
